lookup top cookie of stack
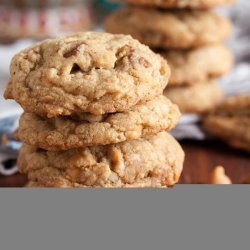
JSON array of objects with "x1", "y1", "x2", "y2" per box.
[
  {"x1": 4, "y1": 32, "x2": 184, "y2": 188},
  {"x1": 106, "y1": 0, "x2": 234, "y2": 114},
  {"x1": 5, "y1": 32, "x2": 170, "y2": 117}
]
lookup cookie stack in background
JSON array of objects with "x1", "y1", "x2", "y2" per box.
[
  {"x1": 105, "y1": 0, "x2": 234, "y2": 114},
  {"x1": 4, "y1": 32, "x2": 184, "y2": 188}
]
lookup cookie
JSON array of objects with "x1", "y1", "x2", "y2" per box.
[
  {"x1": 203, "y1": 95, "x2": 250, "y2": 152},
  {"x1": 124, "y1": 0, "x2": 234, "y2": 9},
  {"x1": 105, "y1": 7, "x2": 232, "y2": 49},
  {"x1": 4, "y1": 32, "x2": 170, "y2": 117},
  {"x1": 18, "y1": 132, "x2": 185, "y2": 188},
  {"x1": 164, "y1": 80, "x2": 224, "y2": 113},
  {"x1": 17, "y1": 96, "x2": 180, "y2": 151},
  {"x1": 212, "y1": 95, "x2": 250, "y2": 116},
  {"x1": 203, "y1": 116, "x2": 250, "y2": 152},
  {"x1": 159, "y1": 45, "x2": 233, "y2": 85},
  {"x1": 25, "y1": 182, "x2": 44, "y2": 188}
]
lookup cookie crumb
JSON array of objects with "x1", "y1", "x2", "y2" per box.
[{"x1": 208, "y1": 166, "x2": 232, "y2": 185}]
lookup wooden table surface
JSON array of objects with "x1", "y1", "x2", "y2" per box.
[{"x1": 0, "y1": 139, "x2": 249, "y2": 187}]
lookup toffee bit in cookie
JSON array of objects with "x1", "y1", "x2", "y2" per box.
[
  {"x1": 115, "y1": 45, "x2": 135, "y2": 62},
  {"x1": 63, "y1": 48, "x2": 78, "y2": 58},
  {"x1": 139, "y1": 57, "x2": 152, "y2": 68},
  {"x1": 63, "y1": 41, "x2": 87, "y2": 58}
]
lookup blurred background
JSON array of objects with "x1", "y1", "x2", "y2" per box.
[{"x1": 0, "y1": 0, "x2": 249, "y2": 186}]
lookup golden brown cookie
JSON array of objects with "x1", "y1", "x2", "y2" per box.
[
  {"x1": 25, "y1": 182, "x2": 44, "y2": 188},
  {"x1": 159, "y1": 45, "x2": 233, "y2": 85},
  {"x1": 24, "y1": 181, "x2": 164, "y2": 188},
  {"x1": 203, "y1": 116, "x2": 250, "y2": 152},
  {"x1": 4, "y1": 32, "x2": 170, "y2": 117},
  {"x1": 124, "y1": 0, "x2": 234, "y2": 9},
  {"x1": 17, "y1": 96, "x2": 180, "y2": 151},
  {"x1": 203, "y1": 95, "x2": 250, "y2": 152},
  {"x1": 18, "y1": 132, "x2": 185, "y2": 188},
  {"x1": 213, "y1": 95, "x2": 250, "y2": 116},
  {"x1": 164, "y1": 80, "x2": 224, "y2": 113},
  {"x1": 105, "y1": 7, "x2": 232, "y2": 49}
]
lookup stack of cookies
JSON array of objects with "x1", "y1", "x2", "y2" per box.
[
  {"x1": 105, "y1": 0, "x2": 234, "y2": 114},
  {"x1": 4, "y1": 32, "x2": 184, "y2": 188}
]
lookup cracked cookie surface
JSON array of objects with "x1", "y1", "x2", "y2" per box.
[
  {"x1": 18, "y1": 132, "x2": 184, "y2": 188},
  {"x1": 105, "y1": 7, "x2": 232, "y2": 49},
  {"x1": 123, "y1": 0, "x2": 234, "y2": 9},
  {"x1": 5, "y1": 32, "x2": 170, "y2": 117},
  {"x1": 17, "y1": 96, "x2": 180, "y2": 151}
]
